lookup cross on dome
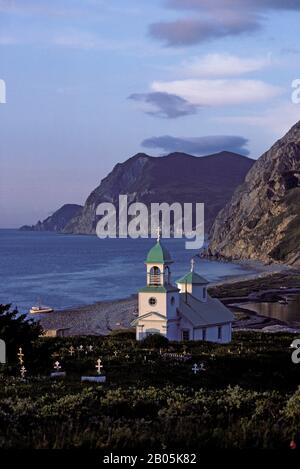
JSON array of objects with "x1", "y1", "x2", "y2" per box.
[{"x1": 156, "y1": 226, "x2": 161, "y2": 242}]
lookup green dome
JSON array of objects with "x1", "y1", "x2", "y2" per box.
[
  {"x1": 176, "y1": 271, "x2": 209, "y2": 285},
  {"x1": 146, "y1": 241, "x2": 173, "y2": 264}
]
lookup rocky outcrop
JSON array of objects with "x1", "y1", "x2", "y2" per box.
[
  {"x1": 209, "y1": 121, "x2": 300, "y2": 266},
  {"x1": 20, "y1": 204, "x2": 83, "y2": 232},
  {"x1": 63, "y1": 151, "x2": 254, "y2": 234}
]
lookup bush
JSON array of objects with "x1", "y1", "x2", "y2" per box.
[
  {"x1": 141, "y1": 334, "x2": 169, "y2": 348},
  {"x1": 0, "y1": 304, "x2": 43, "y2": 362},
  {"x1": 109, "y1": 329, "x2": 136, "y2": 340}
]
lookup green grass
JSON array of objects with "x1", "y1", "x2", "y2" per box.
[{"x1": 1, "y1": 331, "x2": 300, "y2": 449}]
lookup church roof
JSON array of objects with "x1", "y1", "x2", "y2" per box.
[
  {"x1": 146, "y1": 240, "x2": 173, "y2": 264},
  {"x1": 176, "y1": 271, "x2": 209, "y2": 285},
  {"x1": 139, "y1": 285, "x2": 179, "y2": 293},
  {"x1": 179, "y1": 293, "x2": 234, "y2": 327}
]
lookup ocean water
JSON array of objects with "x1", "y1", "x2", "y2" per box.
[{"x1": 0, "y1": 229, "x2": 257, "y2": 314}]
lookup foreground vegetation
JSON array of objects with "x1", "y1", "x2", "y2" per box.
[{"x1": 1, "y1": 305, "x2": 300, "y2": 449}]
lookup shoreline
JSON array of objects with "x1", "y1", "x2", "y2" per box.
[{"x1": 38, "y1": 268, "x2": 300, "y2": 337}]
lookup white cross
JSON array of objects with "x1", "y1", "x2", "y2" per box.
[
  {"x1": 199, "y1": 362, "x2": 206, "y2": 372},
  {"x1": 113, "y1": 350, "x2": 118, "y2": 357},
  {"x1": 17, "y1": 347, "x2": 24, "y2": 365},
  {"x1": 78, "y1": 345, "x2": 84, "y2": 352},
  {"x1": 88, "y1": 345, "x2": 93, "y2": 352},
  {"x1": 190, "y1": 258, "x2": 195, "y2": 272},
  {"x1": 20, "y1": 366, "x2": 27, "y2": 379},
  {"x1": 156, "y1": 226, "x2": 161, "y2": 242},
  {"x1": 69, "y1": 346, "x2": 75, "y2": 356},
  {"x1": 125, "y1": 354, "x2": 130, "y2": 360},
  {"x1": 95, "y1": 358, "x2": 103, "y2": 375},
  {"x1": 54, "y1": 361, "x2": 61, "y2": 371},
  {"x1": 192, "y1": 363, "x2": 200, "y2": 375}
]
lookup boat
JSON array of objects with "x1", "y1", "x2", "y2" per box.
[
  {"x1": 29, "y1": 304, "x2": 54, "y2": 314},
  {"x1": 278, "y1": 300, "x2": 288, "y2": 305}
]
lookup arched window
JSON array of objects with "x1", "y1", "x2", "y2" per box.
[{"x1": 149, "y1": 266, "x2": 161, "y2": 286}]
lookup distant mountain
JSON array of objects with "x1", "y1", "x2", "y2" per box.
[
  {"x1": 20, "y1": 204, "x2": 83, "y2": 232},
  {"x1": 209, "y1": 121, "x2": 300, "y2": 265},
  {"x1": 63, "y1": 151, "x2": 254, "y2": 235}
]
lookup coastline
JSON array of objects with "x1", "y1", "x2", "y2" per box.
[
  {"x1": 39, "y1": 295, "x2": 138, "y2": 336},
  {"x1": 38, "y1": 267, "x2": 300, "y2": 337}
]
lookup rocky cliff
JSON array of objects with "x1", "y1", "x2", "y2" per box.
[
  {"x1": 209, "y1": 121, "x2": 300, "y2": 265},
  {"x1": 63, "y1": 151, "x2": 254, "y2": 235},
  {"x1": 20, "y1": 204, "x2": 83, "y2": 232}
]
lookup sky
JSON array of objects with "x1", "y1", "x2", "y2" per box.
[{"x1": 0, "y1": 0, "x2": 300, "y2": 227}]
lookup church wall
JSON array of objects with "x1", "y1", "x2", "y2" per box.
[
  {"x1": 167, "y1": 321, "x2": 180, "y2": 341},
  {"x1": 193, "y1": 323, "x2": 231, "y2": 343},
  {"x1": 191, "y1": 285, "x2": 207, "y2": 302},
  {"x1": 177, "y1": 283, "x2": 207, "y2": 302},
  {"x1": 136, "y1": 318, "x2": 167, "y2": 340},
  {"x1": 138, "y1": 292, "x2": 167, "y2": 318},
  {"x1": 176, "y1": 315, "x2": 193, "y2": 341},
  {"x1": 166, "y1": 291, "x2": 179, "y2": 319}
]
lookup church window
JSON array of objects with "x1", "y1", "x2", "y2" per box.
[
  {"x1": 202, "y1": 328, "x2": 207, "y2": 340},
  {"x1": 149, "y1": 297, "x2": 157, "y2": 306},
  {"x1": 218, "y1": 326, "x2": 222, "y2": 340},
  {"x1": 182, "y1": 330, "x2": 190, "y2": 341},
  {"x1": 149, "y1": 266, "x2": 161, "y2": 285},
  {"x1": 203, "y1": 288, "x2": 206, "y2": 299},
  {"x1": 170, "y1": 296, "x2": 175, "y2": 305}
]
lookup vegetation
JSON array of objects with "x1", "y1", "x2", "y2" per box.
[
  {"x1": 1, "y1": 322, "x2": 300, "y2": 449},
  {"x1": 0, "y1": 304, "x2": 42, "y2": 362}
]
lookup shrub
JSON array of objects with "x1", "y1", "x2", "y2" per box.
[{"x1": 141, "y1": 334, "x2": 169, "y2": 348}]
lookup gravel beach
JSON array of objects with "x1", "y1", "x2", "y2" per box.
[
  {"x1": 38, "y1": 268, "x2": 300, "y2": 337},
  {"x1": 39, "y1": 296, "x2": 138, "y2": 336}
]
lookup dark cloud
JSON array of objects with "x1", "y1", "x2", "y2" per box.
[
  {"x1": 149, "y1": 16, "x2": 260, "y2": 47},
  {"x1": 142, "y1": 135, "x2": 250, "y2": 156},
  {"x1": 166, "y1": 0, "x2": 300, "y2": 11},
  {"x1": 150, "y1": 0, "x2": 300, "y2": 46},
  {"x1": 128, "y1": 91, "x2": 198, "y2": 118}
]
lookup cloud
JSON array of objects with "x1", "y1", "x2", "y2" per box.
[
  {"x1": 149, "y1": 14, "x2": 260, "y2": 47},
  {"x1": 166, "y1": 0, "x2": 300, "y2": 12},
  {"x1": 128, "y1": 91, "x2": 198, "y2": 118},
  {"x1": 151, "y1": 79, "x2": 282, "y2": 106},
  {"x1": 142, "y1": 135, "x2": 250, "y2": 156},
  {"x1": 215, "y1": 102, "x2": 300, "y2": 135},
  {"x1": 178, "y1": 53, "x2": 273, "y2": 77},
  {"x1": 150, "y1": 0, "x2": 300, "y2": 46}
]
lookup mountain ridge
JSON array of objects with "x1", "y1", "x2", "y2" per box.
[
  {"x1": 209, "y1": 121, "x2": 300, "y2": 265},
  {"x1": 63, "y1": 150, "x2": 254, "y2": 235},
  {"x1": 20, "y1": 204, "x2": 83, "y2": 232}
]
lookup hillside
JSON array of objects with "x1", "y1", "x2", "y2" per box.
[
  {"x1": 64, "y1": 151, "x2": 254, "y2": 235},
  {"x1": 20, "y1": 204, "x2": 83, "y2": 232},
  {"x1": 209, "y1": 121, "x2": 300, "y2": 265}
]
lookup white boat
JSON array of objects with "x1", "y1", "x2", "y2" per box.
[{"x1": 29, "y1": 305, "x2": 54, "y2": 314}]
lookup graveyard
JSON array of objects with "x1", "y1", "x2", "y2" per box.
[{"x1": 1, "y1": 302, "x2": 300, "y2": 450}]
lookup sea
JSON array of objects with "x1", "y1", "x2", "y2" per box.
[{"x1": 0, "y1": 229, "x2": 260, "y2": 314}]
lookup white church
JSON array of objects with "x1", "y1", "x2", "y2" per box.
[{"x1": 132, "y1": 236, "x2": 234, "y2": 343}]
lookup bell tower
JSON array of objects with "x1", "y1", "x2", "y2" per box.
[{"x1": 134, "y1": 230, "x2": 179, "y2": 340}]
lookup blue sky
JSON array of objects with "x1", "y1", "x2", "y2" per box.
[{"x1": 0, "y1": 0, "x2": 300, "y2": 227}]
